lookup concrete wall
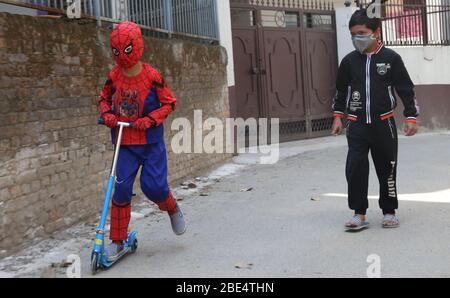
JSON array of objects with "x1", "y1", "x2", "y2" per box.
[
  {"x1": 390, "y1": 46, "x2": 450, "y2": 86},
  {"x1": 216, "y1": 0, "x2": 234, "y2": 88},
  {"x1": 0, "y1": 12, "x2": 231, "y2": 255},
  {"x1": 390, "y1": 47, "x2": 450, "y2": 129},
  {"x1": 336, "y1": 6, "x2": 357, "y2": 64},
  {"x1": 332, "y1": 0, "x2": 351, "y2": 9},
  {"x1": 216, "y1": 0, "x2": 237, "y2": 118}
]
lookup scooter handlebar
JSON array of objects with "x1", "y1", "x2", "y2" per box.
[
  {"x1": 118, "y1": 122, "x2": 132, "y2": 128},
  {"x1": 98, "y1": 119, "x2": 132, "y2": 128}
]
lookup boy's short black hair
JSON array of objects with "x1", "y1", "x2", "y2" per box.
[{"x1": 349, "y1": 9, "x2": 381, "y2": 31}]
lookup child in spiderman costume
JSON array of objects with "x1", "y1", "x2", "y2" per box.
[{"x1": 98, "y1": 21, "x2": 186, "y2": 261}]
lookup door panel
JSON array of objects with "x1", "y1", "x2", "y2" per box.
[
  {"x1": 306, "y1": 31, "x2": 337, "y2": 117},
  {"x1": 262, "y1": 30, "x2": 306, "y2": 120},
  {"x1": 232, "y1": 29, "x2": 260, "y2": 119}
]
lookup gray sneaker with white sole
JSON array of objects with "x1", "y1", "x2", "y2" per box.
[
  {"x1": 170, "y1": 204, "x2": 186, "y2": 236},
  {"x1": 105, "y1": 242, "x2": 125, "y2": 262}
]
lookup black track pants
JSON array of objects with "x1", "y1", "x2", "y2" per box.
[{"x1": 346, "y1": 118, "x2": 399, "y2": 215}]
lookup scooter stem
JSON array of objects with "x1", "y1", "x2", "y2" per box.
[
  {"x1": 110, "y1": 122, "x2": 131, "y2": 177},
  {"x1": 96, "y1": 122, "x2": 131, "y2": 236}
]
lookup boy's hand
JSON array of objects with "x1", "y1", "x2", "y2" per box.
[
  {"x1": 133, "y1": 116, "x2": 156, "y2": 131},
  {"x1": 331, "y1": 117, "x2": 344, "y2": 136},
  {"x1": 103, "y1": 113, "x2": 118, "y2": 129},
  {"x1": 404, "y1": 121, "x2": 419, "y2": 137}
]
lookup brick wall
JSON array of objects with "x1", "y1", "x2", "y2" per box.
[{"x1": 0, "y1": 13, "x2": 231, "y2": 256}]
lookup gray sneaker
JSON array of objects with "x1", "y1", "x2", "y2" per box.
[
  {"x1": 170, "y1": 204, "x2": 186, "y2": 236},
  {"x1": 105, "y1": 242, "x2": 125, "y2": 262}
]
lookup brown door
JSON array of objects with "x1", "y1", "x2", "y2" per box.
[
  {"x1": 257, "y1": 8, "x2": 309, "y2": 142},
  {"x1": 305, "y1": 30, "x2": 338, "y2": 137},
  {"x1": 230, "y1": 1, "x2": 337, "y2": 143},
  {"x1": 232, "y1": 28, "x2": 260, "y2": 120},
  {"x1": 261, "y1": 29, "x2": 306, "y2": 120}
]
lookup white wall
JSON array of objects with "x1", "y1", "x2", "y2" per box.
[
  {"x1": 332, "y1": 0, "x2": 350, "y2": 9},
  {"x1": 390, "y1": 46, "x2": 450, "y2": 85},
  {"x1": 215, "y1": 0, "x2": 235, "y2": 87},
  {"x1": 335, "y1": 6, "x2": 357, "y2": 64}
]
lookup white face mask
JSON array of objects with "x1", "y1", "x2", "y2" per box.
[{"x1": 352, "y1": 33, "x2": 376, "y2": 54}]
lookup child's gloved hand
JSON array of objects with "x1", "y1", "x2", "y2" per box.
[
  {"x1": 133, "y1": 116, "x2": 156, "y2": 131},
  {"x1": 103, "y1": 113, "x2": 118, "y2": 129}
]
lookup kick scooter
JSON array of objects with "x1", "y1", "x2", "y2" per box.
[{"x1": 90, "y1": 120, "x2": 138, "y2": 275}]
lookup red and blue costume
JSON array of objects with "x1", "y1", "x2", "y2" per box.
[{"x1": 98, "y1": 21, "x2": 178, "y2": 242}]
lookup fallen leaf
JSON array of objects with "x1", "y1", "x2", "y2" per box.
[
  {"x1": 240, "y1": 187, "x2": 253, "y2": 192},
  {"x1": 235, "y1": 262, "x2": 254, "y2": 270}
]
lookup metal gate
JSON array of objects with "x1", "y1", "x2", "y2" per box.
[{"x1": 231, "y1": 0, "x2": 338, "y2": 142}]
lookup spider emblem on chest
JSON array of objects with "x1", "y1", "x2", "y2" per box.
[{"x1": 119, "y1": 89, "x2": 140, "y2": 118}]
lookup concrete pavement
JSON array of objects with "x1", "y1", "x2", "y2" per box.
[{"x1": 1, "y1": 131, "x2": 450, "y2": 278}]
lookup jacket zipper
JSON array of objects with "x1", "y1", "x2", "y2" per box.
[
  {"x1": 366, "y1": 55, "x2": 372, "y2": 124},
  {"x1": 388, "y1": 86, "x2": 396, "y2": 109}
]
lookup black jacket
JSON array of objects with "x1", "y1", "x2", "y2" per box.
[{"x1": 332, "y1": 43, "x2": 419, "y2": 123}]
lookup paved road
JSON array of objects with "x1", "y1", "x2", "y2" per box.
[
  {"x1": 74, "y1": 132, "x2": 450, "y2": 278},
  {"x1": 2, "y1": 132, "x2": 450, "y2": 278}
]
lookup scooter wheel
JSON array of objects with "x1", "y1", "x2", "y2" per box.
[
  {"x1": 130, "y1": 239, "x2": 138, "y2": 253},
  {"x1": 91, "y1": 253, "x2": 100, "y2": 275}
]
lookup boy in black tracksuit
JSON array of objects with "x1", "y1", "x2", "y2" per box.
[{"x1": 331, "y1": 10, "x2": 420, "y2": 229}]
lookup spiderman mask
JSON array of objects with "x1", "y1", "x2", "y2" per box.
[{"x1": 110, "y1": 21, "x2": 144, "y2": 70}]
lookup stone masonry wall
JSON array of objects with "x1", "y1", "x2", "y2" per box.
[{"x1": 0, "y1": 13, "x2": 231, "y2": 256}]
